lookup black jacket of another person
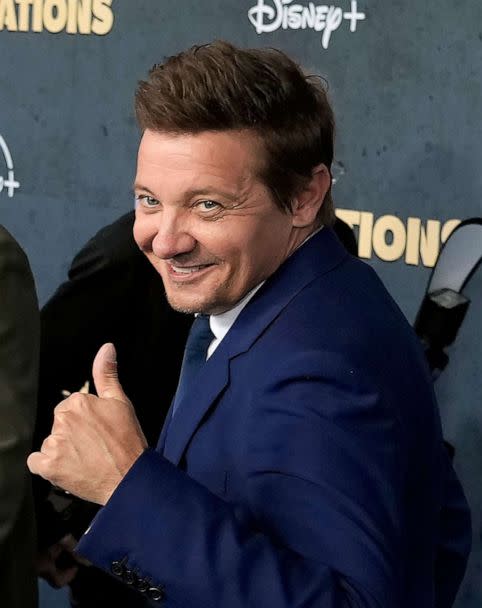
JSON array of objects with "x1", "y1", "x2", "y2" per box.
[
  {"x1": 0, "y1": 226, "x2": 39, "y2": 608},
  {"x1": 33, "y1": 211, "x2": 193, "y2": 547}
]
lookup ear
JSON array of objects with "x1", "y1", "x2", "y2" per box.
[{"x1": 291, "y1": 164, "x2": 331, "y2": 228}]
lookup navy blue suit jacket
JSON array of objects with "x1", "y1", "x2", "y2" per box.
[{"x1": 78, "y1": 228, "x2": 471, "y2": 607}]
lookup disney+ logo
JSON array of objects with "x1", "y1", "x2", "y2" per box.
[
  {"x1": 248, "y1": 0, "x2": 366, "y2": 49},
  {"x1": 0, "y1": 134, "x2": 20, "y2": 198}
]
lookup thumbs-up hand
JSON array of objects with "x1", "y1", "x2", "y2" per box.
[{"x1": 28, "y1": 343, "x2": 148, "y2": 505}]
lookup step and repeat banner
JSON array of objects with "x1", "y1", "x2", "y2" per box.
[{"x1": 1, "y1": 2, "x2": 481, "y2": 606}]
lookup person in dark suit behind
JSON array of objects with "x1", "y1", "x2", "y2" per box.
[
  {"x1": 0, "y1": 225, "x2": 39, "y2": 608},
  {"x1": 33, "y1": 211, "x2": 193, "y2": 604},
  {"x1": 29, "y1": 42, "x2": 471, "y2": 608},
  {"x1": 34, "y1": 211, "x2": 193, "y2": 455}
]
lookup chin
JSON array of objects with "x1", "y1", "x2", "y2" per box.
[{"x1": 164, "y1": 291, "x2": 225, "y2": 315}]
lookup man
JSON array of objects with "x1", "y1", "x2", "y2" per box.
[
  {"x1": 28, "y1": 41, "x2": 471, "y2": 607},
  {"x1": 35, "y1": 211, "x2": 357, "y2": 606},
  {"x1": 35, "y1": 210, "x2": 356, "y2": 606},
  {"x1": 0, "y1": 225, "x2": 39, "y2": 608}
]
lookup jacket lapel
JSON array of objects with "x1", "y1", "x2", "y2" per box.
[
  {"x1": 161, "y1": 227, "x2": 347, "y2": 466},
  {"x1": 156, "y1": 401, "x2": 175, "y2": 453},
  {"x1": 162, "y1": 348, "x2": 230, "y2": 464}
]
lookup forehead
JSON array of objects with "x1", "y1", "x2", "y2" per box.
[{"x1": 136, "y1": 129, "x2": 264, "y2": 192}]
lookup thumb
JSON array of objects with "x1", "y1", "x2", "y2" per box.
[{"x1": 92, "y1": 343, "x2": 129, "y2": 402}]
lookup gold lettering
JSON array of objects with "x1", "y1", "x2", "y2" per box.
[
  {"x1": 31, "y1": 0, "x2": 43, "y2": 31},
  {"x1": 405, "y1": 217, "x2": 421, "y2": 265},
  {"x1": 0, "y1": 0, "x2": 18, "y2": 31},
  {"x1": 441, "y1": 219, "x2": 461, "y2": 243},
  {"x1": 67, "y1": 0, "x2": 77, "y2": 33},
  {"x1": 372, "y1": 215, "x2": 406, "y2": 262},
  {"x1": 67, "y1": 0, "x2": 91, "y2": 34},
  {"x1": 419, "y1": 219, "x2": 441, "y2": 267},
  {"x1": 43, "y1": 0, "x2": 67, "y2": 32},
  {"x1": 16, "y1": 0, "x2": 33, "y2": 31},
  {"x1": 91, "y1": 0, "x2": 113, "y2": 35},
  {"x1": 337, "y1": 210, "x2": 461, "y2": 267},
  {"x1": 358, "y1": 211, "x2": 374, "y2": 259},
  {"x1": 1, "y1": 0, "x2": 115, "y2": 34}
]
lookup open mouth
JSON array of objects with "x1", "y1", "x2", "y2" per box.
[{"x1": 167, "y1": 262, "x2": 215, "y2": 279}]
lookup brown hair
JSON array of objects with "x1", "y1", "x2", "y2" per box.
[{"x1": 135, "y1": 41, "x2": 335, "y2": 225}]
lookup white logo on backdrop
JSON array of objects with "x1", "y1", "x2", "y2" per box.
[
  {"x1": 248, "y1": 0, "x2": 366, "y2": 49},
  {"x1": 0, "y1": 135, "x2": 20, "y2": 198}
]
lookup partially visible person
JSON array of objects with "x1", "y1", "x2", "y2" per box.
[
  {"x1": 34, "y1": 211, "x2": 193, "y2": 458},
  {"x1": 0, "y1": 225, "x2": 39, "y2": 608}
]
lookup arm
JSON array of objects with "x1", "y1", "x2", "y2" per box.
[
  {"x1": 76, "y1": 353, "x2": 402, "y2": 608},
  {"x1": 0, "y1": 228, "x2": 39, "y2": 557},
  {"x1": 31, "y1": 333, "x2": 468, "y2": 606}
]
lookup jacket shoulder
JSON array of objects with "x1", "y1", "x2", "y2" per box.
[{"x1": 69, "y1": 211, "x2": 141, "y2": 279}]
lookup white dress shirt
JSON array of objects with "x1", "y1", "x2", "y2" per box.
[
  {"x1": 204, "y1": 226, "x2": 323, "y2": 358},
  {"x1": 207, "y1": 283, "x2": 264, "y2": 358}
]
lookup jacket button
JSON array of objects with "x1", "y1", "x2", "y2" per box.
[
  {"x1": 147, "y1": 586, "x2": 165, "y2": 601},
  {"x1": 111, "y1": 561, "x2": 125, "y2": 577},
  {"x1": 123, "y1": 569, "x2": 137, "y2": 586},
  {"x1": 137, "y1": 578, "x2": 149, "y2": 593}
]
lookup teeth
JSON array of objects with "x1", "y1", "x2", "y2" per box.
[{"x1": 171, "y1": 265, "x2": 205, "y2": 274}]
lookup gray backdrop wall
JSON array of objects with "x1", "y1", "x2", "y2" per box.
[{"x1": 0, "y1": 1, "x2": 481, "y2": 606}]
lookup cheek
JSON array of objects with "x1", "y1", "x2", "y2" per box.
[
  {"x1": 223, "y1": 240, "x2": 263, "y2": 285},
  {"x1": 238, "y1": 226, "x2": 289, "y2": 276}
]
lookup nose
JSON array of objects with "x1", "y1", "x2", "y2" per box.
[{"x1": 135, "y1": 209, "x2": 197, "y2": 260}]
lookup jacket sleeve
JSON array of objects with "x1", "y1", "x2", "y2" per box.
[
  {"x1": 76, "y1": 354, "x2": 409, "y2": 608},
  {"x1": 0, "y1": 230, "x2": 39, "y2": 558}
]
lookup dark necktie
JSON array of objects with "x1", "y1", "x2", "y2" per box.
[{"x1": 171, "y1": 315, "x2": 214, "y2": 416}]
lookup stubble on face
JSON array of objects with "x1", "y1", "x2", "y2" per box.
[
  {"x1": 159, "y1": 258, "x2": 232, "y2": 315},
  {"x1": 134, "y1": 129, "x2": 302, "y2": 316}
]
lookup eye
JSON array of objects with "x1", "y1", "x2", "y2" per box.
[
  {"x1": 135, "y1": 194, "x2": 159, "y2": 208},
  {"x1": 197, "y1": 200, "x2": 221, "y2": 212}
]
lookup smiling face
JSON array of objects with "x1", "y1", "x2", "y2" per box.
[{"x1": 133, "y1": 129, "x2": 326, "y2": 315}]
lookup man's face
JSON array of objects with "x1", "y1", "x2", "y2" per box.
[{"x1": 133, "y1": 129, "x2": 311, "y2": 315}]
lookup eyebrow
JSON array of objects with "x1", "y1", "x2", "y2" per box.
[
  {"x1": 132, "y1": 183, "x2": 155, "y2": 196},
  {"x1": 132, "y1": 183, "x2": 239, "y2": 203}
]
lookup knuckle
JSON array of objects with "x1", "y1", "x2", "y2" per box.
[
  {"x1": 54, "y1": 400, "x2": 69, "y2": 416},
  {"x1": 41, "y1": 435, "x2": 55, "y2": 451},
  {"x1": 72, "y1": 392, "x2": 92, "y2": 410},
  {"x1": 37, "y1": 457, "x2": 56, "y2": 481},
  {"x1": 55, "y1": 392, "x2": 89, "y2": 418},
  {"x1": 42, "y1": 434, "x2": 67, "y2": 458}
]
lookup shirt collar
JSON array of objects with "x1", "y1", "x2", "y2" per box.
[
  {"x1": 203, "y1": 224, "x2": 324, "y2": 350},
  {"x1": 209, "y1": 282, "x2": 265, "y2": 346}
]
